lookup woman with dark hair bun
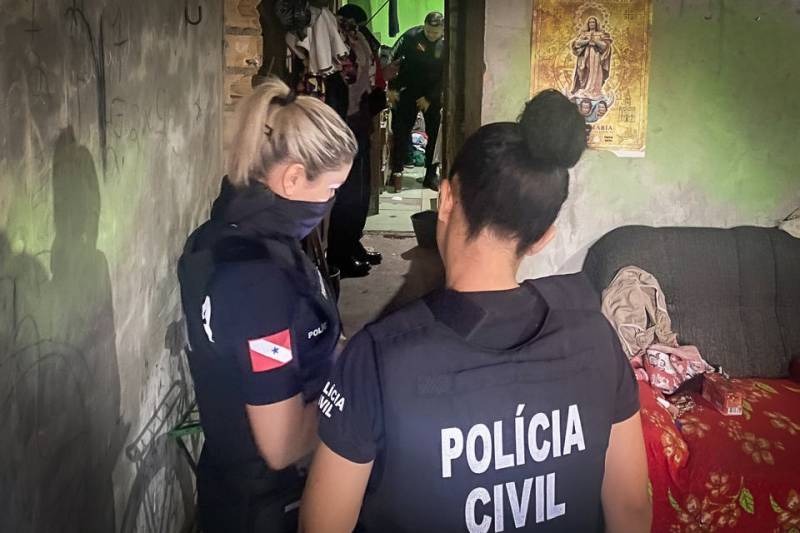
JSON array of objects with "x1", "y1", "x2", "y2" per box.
[{"x1": 300, "y1": 90, "x2": 651, "y2": 533}]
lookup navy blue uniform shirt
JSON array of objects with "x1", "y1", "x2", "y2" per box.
[
  {"x1": 207, "y1": 255, "x2": 337, "y2": 408},
  {"x1": 390, "y1": 26, "x2": 445, "y2": 102},
  {"x1": 180, "y1": 180, "x2": 340, "y2": 473}
]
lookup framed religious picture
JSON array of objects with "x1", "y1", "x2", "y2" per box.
[{"x1": 531, "y1": 0, "x2": 653, "y2": 157}]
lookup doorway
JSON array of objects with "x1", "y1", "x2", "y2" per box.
[
  {"x1": 329, "y1": 0, "x2": 483, "y2": 235},
  {"x1": 331, "y1": 0, "x2": 444, "y2": 233},
  {"x1": 364, "y1": 106, "x2": 441, "y2": 233},
  {"x1": 250, "y1": 0, "x2": 484, "y2": 236}
]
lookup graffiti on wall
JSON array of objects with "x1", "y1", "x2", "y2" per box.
[{"x1": 0, "y1": 0, "x2": 221, "y2": 531}]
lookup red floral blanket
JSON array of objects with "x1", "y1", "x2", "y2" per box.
[{"x1": 639, "y1": 378, "x2": 800, "y2": 532}]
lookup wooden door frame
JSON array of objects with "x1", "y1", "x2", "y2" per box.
[{"x1": 443, "y1": 0, "x2": 485, "y2": 180}]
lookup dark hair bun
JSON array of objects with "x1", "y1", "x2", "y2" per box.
[{"x1": 519, "y1": 89, "x2": 587, "y2": 169}]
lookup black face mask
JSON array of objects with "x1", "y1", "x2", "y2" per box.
[
  {"x1": 222, "y1": 179, "x2": 336, "y2": 240},
  {"x1": 271, "y1": 194, "x2": 336, "y2": 240}
]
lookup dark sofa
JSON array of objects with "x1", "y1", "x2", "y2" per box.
[
  {"x1": 581, "y1": 226, "x2": 800, "y2": 533},
  {"x1": 583, "y1": 225, "x2": 800, "y2": 378}
]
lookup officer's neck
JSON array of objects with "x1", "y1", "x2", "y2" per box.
[{"x1": 445, "y1": 235, "x2": 521, "y2": 293}]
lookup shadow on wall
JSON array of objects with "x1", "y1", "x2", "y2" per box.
[
  {"x1": 118, "y1": 319, "x2": 197, "y2": 533},
  {"x1": 0, "y1": 127, "x2": 125, "y2": 531}
]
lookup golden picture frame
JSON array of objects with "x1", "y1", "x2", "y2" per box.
[{"x1": 531, "y1": 0, "x2": 653, "y2": 157}]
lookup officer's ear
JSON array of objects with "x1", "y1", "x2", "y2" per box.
[
  {"x1": 437, "y1": 178, "x2": 455, "y2": 225},
  {"x1": 524, "y1": 225, "x2": 557, "y2": 256},
  {"x1": 280, "y1": 163, "x2": 308, "y2": 198}
]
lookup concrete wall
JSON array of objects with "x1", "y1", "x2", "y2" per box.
[
  {"x1": 481, "y1": 0, "x2": 533, "y2": 125},
  {"x1": 0, "y1": 1, "x2": 222, "y2": 531},
  {"x1": 481, "y1": 0, "x2": 800, "y2": 279}
]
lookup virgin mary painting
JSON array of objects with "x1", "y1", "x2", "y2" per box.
[{"x1": 570, "y1": 16, "x2": 613, "y2": 99}]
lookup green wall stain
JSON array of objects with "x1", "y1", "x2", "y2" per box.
[
  {"x1": 497, "y1": 0, "x2": 799, "y2": 216},
  {"x1": 3, "y1": 138, "x2": 165, "y2": 276},
  {"x1": 0, "y1": 1, "x2": 223, "y2": 527},
  {"x1": 638, "y1": 1, "x2": 800, "y2": 212}
]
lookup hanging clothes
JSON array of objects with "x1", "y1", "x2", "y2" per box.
[
  {"x1": 389, "y1": 0, "x2": 399, "y2": 37},
  {"x1": 275, "y1": 0, "x2": 312, "y2": 39},
  {"x1": 286, "y1": 6, "x2": 348, "y2": 77},
  {"x1": 345, "y1": 31, "x2": 373, "y2": 117}
]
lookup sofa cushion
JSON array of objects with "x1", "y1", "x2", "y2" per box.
[
  {"x1": 583, "y1": 226, "x2": 800, "y2": 378},
  {"x1": 640, "y1": 378, "x2": 800, "y2": 533}
]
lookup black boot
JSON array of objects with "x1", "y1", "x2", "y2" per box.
[
  {"x1": 329, "y1": 257, "x2": 371, "y2": 279},
  {"x1": 422, "y1": 169, "x2": 439, "y2": 192},
  {"x1": 355, "y1": 242, "x2": 382, "y2": 265}
]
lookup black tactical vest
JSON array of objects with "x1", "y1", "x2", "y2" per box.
[
  {"x1": 178, "y1": 179, "x2": 342, "y2": 532},
  {"x1": 359, "y1": 274, "x2": 618, "y2": 533},
  {"x1": 179, "y1": 216, "x2": 340, "y2": 465}
]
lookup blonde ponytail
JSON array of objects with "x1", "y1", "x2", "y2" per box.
[{"x1": 227, "y1": 77, "x2": 358, "y2": 187}]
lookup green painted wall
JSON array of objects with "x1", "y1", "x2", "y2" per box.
[
  {"x1": 0, "y1": 0, "x2": 222, "y2": 530},
  {"x1": 344, "y1": 0, "x2": 445, "y2": 46},
  {"x1": 481, "y1": 0, "x2": 800, "y2": 279}
]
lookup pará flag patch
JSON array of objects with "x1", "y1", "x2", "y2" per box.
[{"x1": 248, "y1": 329, "x2": 293, "y2": 372}]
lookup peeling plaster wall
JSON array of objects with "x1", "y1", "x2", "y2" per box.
[
  {"x1": 0, "y1": 1, "x2": 222, "y2": 531},
  {"x1": 481, "y1": 0, "x2": 800, "y2": 279}
]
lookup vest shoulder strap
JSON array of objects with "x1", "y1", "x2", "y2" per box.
[
  {"x1": 213, "y1": 234, "x2": 271, "y2": 263},
  {"x1": 178, "y1": 221, "x2": 229, "y2": 302},
  {"x1": 365, "y1": 299, "x2": 434, "y2": 343},
  {"x1": 211, "y1": 227, "x2": 315, "y2": 295},
  {"x1": 181, "y1": 222, "x2": 312, "y2": 308}
]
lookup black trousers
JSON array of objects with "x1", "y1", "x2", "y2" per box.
[
  {"x1": 391, "y1": 93, "x2": 441, "y2": 178},
  {"x1": 327, "y1": 119, "x2": 372, "y2": 264},
  {"x1": 197, "y1": 455, "x2": 304, "y2": 533}
]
